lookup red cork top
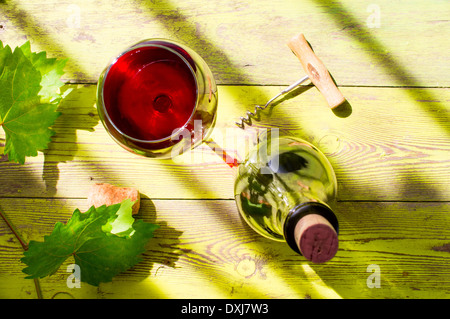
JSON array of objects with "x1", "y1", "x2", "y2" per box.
[{"x1": 294, "y1": 213, "x2": 339, "y2": 263}]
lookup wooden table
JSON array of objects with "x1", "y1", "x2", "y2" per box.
[{"x1": 0, "y1": 0, "x2": 449, "y2": 299}]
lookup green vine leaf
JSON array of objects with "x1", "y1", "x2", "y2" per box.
[
  {"x1": 21, "y1": 199, "x2": 159, "y2": 286},
  {"x1": 0, "y1": 41, "x2": 67, "y2": 164}
]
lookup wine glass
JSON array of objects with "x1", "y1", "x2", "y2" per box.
[{"x1": 96, "y1": 39, "x2": 218, "y2": 158}]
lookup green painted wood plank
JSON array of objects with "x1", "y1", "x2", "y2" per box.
[
  {"x1": 0, "y1": 198, "x2": 449, "y2": 299},
  {"x1": 0, "y1": 0, "x2": 448, "y2": 86},
  {"x1": 0, "y1": 85, "x2": 448, "y2": 201}
]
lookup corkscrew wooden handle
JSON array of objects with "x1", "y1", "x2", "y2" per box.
[{"x1": 287, "y1": 33, "x2": 345, "y2": 109}]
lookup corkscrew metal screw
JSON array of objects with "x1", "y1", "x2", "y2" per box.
[
  {"x1": 235, "y1": 33, "x2": 346, "y2": 129},
  {"x1": 235, "y1": 75, "x2": 309, "y2": 129}
]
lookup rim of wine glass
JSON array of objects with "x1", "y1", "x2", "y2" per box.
[{"x1": 98, "y1": 39, "x2": 202, "y2": 144}]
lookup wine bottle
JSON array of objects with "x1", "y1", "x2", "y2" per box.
[{"x1": 234, "y1": 135, "x2": 339, "y2": 263}]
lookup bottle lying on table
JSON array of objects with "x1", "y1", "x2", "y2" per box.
[{"x1": 234, "y1": 134, "x2": 339, "y2": 263}]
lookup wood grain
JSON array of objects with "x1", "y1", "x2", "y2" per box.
[
  {"x1": 0, "y1": 198, "x2": 449, "y2": 299},
  {"x1": 0, "y1": 0, "x2": 449, "y2": 301},
  {"x1": 0, "y1": 0, "x2": 448, "y2": 87},
  {"x1": 0, "y1": 85, "x2": 448, "y2": 201}
]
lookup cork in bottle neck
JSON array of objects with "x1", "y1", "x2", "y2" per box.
[
  {"x1": 294, "y1": 213, "x2": 338, "y2": 263},
  {"x1": 284, "y1": 202, "x2": 339, "y2": 263}
]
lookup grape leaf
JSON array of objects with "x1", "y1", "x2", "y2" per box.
[
  {"x1": 0, "y1": 41, "x2": 66, "y2": 164},
  {"x1": 21, "y1": 199, "x2": 159, "y2": 286},
  {"x1": 101, "y1": 198, "x2": 137, "y2": 237}
]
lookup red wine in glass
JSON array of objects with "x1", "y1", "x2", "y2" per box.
[{"x1": 97, "y1": 39, "x2": 218, "y2": 158}]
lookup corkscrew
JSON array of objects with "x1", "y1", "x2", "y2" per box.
[{"x1": 235, "y1": 33, "x2": 346, "y2": 129}]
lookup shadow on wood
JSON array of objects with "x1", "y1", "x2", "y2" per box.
[
  {"x1": 43, "y1": 85, "x2": 99, "y2": 195},
  {"x1": 312, "y1": 0, "x2": 450, "y2": 135}
]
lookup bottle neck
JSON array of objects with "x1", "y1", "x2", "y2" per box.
[{"x1": 284, "y1": 202, "x2": 339, "y2": 261}]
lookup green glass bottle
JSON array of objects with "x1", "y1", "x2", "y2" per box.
[{"x1": 234, "y1": 134, "x2": 339, "y2": 263}]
